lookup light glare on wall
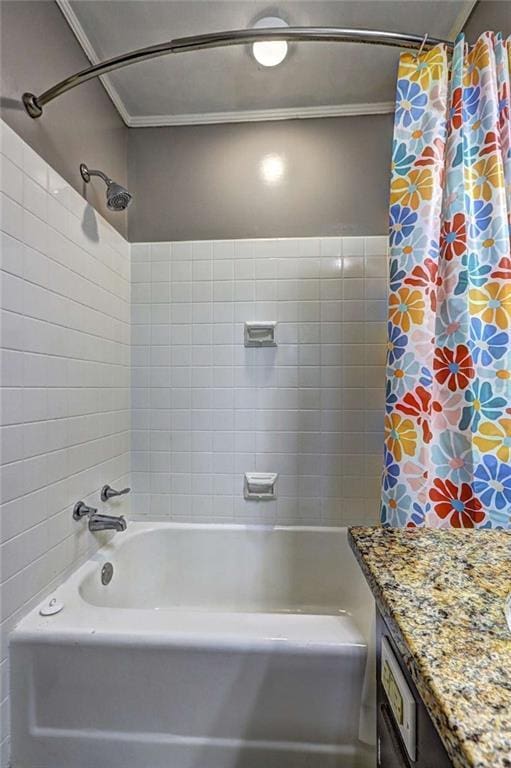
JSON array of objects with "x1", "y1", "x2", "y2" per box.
[
  {"x1": 260, "y1": 154, "x2": 285, "y2": 185},
  {"x1": 252, "y1": 17, "x2": 288, "y2": 67}
]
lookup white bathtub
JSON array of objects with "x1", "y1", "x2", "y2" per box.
[{"x1": 10, "y1": 522, "x2": 375, "y2": 768}]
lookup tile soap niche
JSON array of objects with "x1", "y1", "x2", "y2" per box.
[
  {"x1": 244, "y1": 321, "x2": 277, "y2": 347},
  {"x1": 244, "y1": 472, "x2": 278, "y2": 500}
]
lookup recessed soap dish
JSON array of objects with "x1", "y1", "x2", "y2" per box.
[
  {"x1": 244, "y1": 472, "x2": 278, "y2": 500},
  {"x1": 244, "y1": 321, "x2": 277, "y2": 347}
]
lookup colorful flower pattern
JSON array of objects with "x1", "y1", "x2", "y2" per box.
[{"x1": 382, "y1": 33, "x2": 511, "y2": 530}]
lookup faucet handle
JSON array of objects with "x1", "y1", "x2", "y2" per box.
[
  {"x1": 73, "y1": 501, "x2": 97, "y2": 520},
  {"x1": 101, "y1": 484, "x2": 131, "y2": 502}
]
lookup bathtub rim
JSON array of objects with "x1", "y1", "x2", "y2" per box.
[{"x1": 10, "y1": 521, "x2": 371, "y2": 653}]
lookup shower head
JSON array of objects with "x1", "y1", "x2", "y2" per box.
[
  {"x1": 79, "y1": 163, "x2": 132, "y2": 212},
  {"x1": 106, "y1": 181, "x2": 132, "y2": 212}
]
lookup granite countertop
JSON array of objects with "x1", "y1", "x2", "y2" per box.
[{"x1": 349, "y1": 527, "x2": 511, "y2": 768}]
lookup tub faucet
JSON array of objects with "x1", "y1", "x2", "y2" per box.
[
  {"x1": 73, "y1": 501, "x2": 127, "y2": 533},
  {"x1": 88, "y1": 512, "x2": 127, "y2": 532}
]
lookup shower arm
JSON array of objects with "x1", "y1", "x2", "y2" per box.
[
  {"x1": 79, "y1": 164, "x2": 111, "y2": 186},
  {"x1": 22, "y1": 26, "x2": 454, "y2": 118}
]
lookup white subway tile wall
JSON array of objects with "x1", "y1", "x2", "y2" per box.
[
  {"x1": 131, "y1": 237, "x2": 388, "y2": 526},
  {"x1": 0, "y1": 120, "x2": 130, "y2": 762}
]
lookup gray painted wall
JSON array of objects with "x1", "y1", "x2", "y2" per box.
[
  {"x1": 127, "y1": 0, "x2": 511, "y2": 244},
  {"x1": 0, "y1": 0, "x2": 129, "y2": 237},
  {"x1": 128, "y1": 114, "x2": 393, "y2": 241},
  {"x1": 464, "y1": 0, "x2": 511, "y2": 41}
]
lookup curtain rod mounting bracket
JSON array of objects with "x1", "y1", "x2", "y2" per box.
[{"x1": 22, "y1": 92, "x2": 43, "y2": 118}]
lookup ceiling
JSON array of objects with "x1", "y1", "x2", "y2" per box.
[{"x1": 59, "y1": 0, "x2": 476, "y2": 127}]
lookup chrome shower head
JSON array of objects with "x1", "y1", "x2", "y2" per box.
[
  {"x1": 80, "y1": 163, "x2": 132, "y2": 212},
  {"x1": 106, "y1": 181, "x2": 132, "y2": 212}
]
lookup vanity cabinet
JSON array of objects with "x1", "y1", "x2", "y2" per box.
[{"x1": 376, "y1": 610, "x2": 453, "y2": 768}]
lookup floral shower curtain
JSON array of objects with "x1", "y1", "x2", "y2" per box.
[{"x1": 382, "y1": 32, "x2": 511, "y2": 529}]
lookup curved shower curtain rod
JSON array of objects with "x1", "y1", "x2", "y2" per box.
[{"x1": 22, "y1": 26, "x2": 454, "y2": 119}]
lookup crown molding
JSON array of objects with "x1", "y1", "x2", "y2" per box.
[
  {"x1": 56, "y1": 0, "x2": 132, "y2": 126},
  {"x1": 57, "y1": 0, "x2": 395, "y2": 127},
  {"x1": 127, "y1": 101, "x2": 396, "y2": 127}
]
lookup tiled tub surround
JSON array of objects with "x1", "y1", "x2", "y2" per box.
[
  {"x1": 131, "y1": 236, "x2": 388, "y2": 525},
  {"x1": 0, "y1": 121, "x2": 130, "y2": 763}
]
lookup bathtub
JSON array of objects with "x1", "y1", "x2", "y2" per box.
[{"x1": 10, "y1": 522, "x2": 375, "y2": 768}]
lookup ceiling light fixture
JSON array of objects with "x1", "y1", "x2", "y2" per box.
[{"x1": 252, "y1": 16, "x2": 289, "y2": 67}]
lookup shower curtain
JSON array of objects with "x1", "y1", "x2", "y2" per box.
[{"x1": 382, "y1": 32, "x2": 511, "y2": 529}]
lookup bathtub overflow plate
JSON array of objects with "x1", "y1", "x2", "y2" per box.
[{"x1": 101, "y1": 562, "x2": 114, "y2": 585}]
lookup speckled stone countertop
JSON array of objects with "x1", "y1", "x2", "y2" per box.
[{"x1": 349, "y1": 527, "x2": 511, "y2": 768}]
